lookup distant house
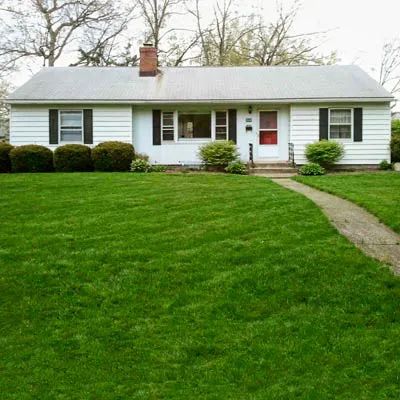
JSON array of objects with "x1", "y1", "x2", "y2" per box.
[{"x1": 6, "y1": 45, "x2": 393, "y2": 166}]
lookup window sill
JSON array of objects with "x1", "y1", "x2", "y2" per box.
[
  {"x1": 329, "y1": 138, "x2": 353, "y2": 143},
  {"x1": 178, "y1": 138, "x2": 212, "y2": 142},
  {"x1": 162, "y1": 139, "x2": 224, "y2": 145}
]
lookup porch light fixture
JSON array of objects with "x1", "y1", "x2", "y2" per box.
[{"x1": 248, "y1": 105, "x2": 253, "y2": 114}]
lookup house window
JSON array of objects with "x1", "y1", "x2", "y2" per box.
[
  {"x1": 59, "y1": 110, "x2": 83, "y2": 142},
  {"x1": 215, "y1": 111, "x2": 228, "y2": 140},
  {"x1": 259, "y1": 111, "x2": 278, "y2": 144},
  {"x1": 178, "y1": 113, "x2": 211, "y2": 139},
  {"x1": 162, "y1": 111, "x2": 174, "y2": 141},
  {"x1": 329, "y1": 109, "x2": 352, "y2": 139}
]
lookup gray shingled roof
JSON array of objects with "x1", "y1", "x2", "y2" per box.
[{"x1": 8, "y1": 65, "x2": 392, "y2": 103}]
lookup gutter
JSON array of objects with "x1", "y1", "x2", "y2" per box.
[{"x1": 6, "y1": 97, "x2": 394, "y2": 105}]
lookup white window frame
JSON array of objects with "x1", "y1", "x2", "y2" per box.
[
  {"x1": 214, "y1": 110, "x2": 229, "y2": 141},
  {"x1": 161, "y1": 111, "x2": 175, "y2": 142},
  {"x1": 59, "y1": 110, "x2": 83, "y2": 144},
  {"x1": 328, "y1": 108, "x2": 353, "y2": 141},
  {"x1": 258, "y1": 110, "x2": 279, "y2": 145}
]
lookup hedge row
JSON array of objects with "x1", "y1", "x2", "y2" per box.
[{"x1": 0, "y1": 141, "x2": 135, "y2": 173}]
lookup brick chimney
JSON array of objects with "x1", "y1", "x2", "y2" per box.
[{"x1": 139, "y1": 44, "x2": 158, "y2": 77}]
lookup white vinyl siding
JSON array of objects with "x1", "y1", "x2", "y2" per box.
[
  {"x1": 290, "y1": 103, "x2": 391, "y2": 165},
  {"x1": 10, "y1": 105, "x2": 132, "y2": 147}
]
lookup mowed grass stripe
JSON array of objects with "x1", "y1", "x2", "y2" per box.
[{"x1": 0, "y1": 173, "x2": 399, "y2": 399}]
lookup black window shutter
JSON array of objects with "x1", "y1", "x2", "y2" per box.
[
  {"x1": 228, "y1": 109, "x2": 237, "y2": 143},
  {"x1": 319, "y1": 108, "x2": 329, "y2": 141},
  {"x1": 83, "y1": 109, "x2": 93, "y2": 144},
  {"x1": 153, "y1": 110, "x2": 161, "y2": 145},
  {"x1": 49, "y1": 109, "x2": 59, "y2": 144},
  {"x1": 354, "y1": 108, "x2": 363, "y2": 142}
]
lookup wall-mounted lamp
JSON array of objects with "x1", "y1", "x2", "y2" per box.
[{"x1": 248, "y1": 105, "x2": 253, "y2": 114}]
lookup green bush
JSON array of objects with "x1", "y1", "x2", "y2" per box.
[
  {"x1": 0, "y1": 143, "x2": 14, "y2": 173},
  {"x1": 379, "y1": 160, "x2": 392, "y2": 171},
  {"x1": 298, "y1": 163, "x2": 326, "y2": 176},
  {"x1": 225, "y1": 161, "x2": 248, "y2": 175},
  {"x1": 391, "y1": 133, "x2": 400, "y2": 163},
  {"x1": 199, "y1": 141, "x2": 239, "y2": 168},
  {"x1": 392, "y1": 120, "x2": 400, "y2": 136},
  {"x1": 152, "y1": 164, "x2": 167, "y2": 172},
  {"x1": 92, "y1": 141, "x2": 135, "y2": 172},
  {"x1": 131, "y1": 159, "x2": 152, "y2": 172},
  {"x1": 305, "y1": 140, "x2": 344, "y2": 169},
  {"x1": 54, "y1": 144, "x2": 92, "y2": 172},
  {"x1": 10, "y1": 145, "x2": 53, "y2": 172}
]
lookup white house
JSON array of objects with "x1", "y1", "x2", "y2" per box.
[{"x1": 7, "y1": 45, "x2": 393, "y2": 166}]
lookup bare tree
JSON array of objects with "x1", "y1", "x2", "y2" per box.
[
  {"x1": 71, "y1": 7, "x2": 138, "y2": 67},
  {"x1": 72, "y1": 40, "x2": 139, "y2": 67},
  {"x1": 247, "y1": 3, "x2": 336, "y2": 66},
  {"x1": 137, "y1": 0, "x2": 180, "y2": 52},
  {"x1": 379, "y1": 39, "x2": 400, "y2": 104},
  {"x1": 0, "y1": 0, "x2": 128, "y2": 72},
  {"x1": 189, "y1": 0, "x2": 257, "y2": 66},
  {"x1": 188, "y1": 0, "x2": 335, "y2": 67},
  {"x1": 163, "y1": 34, "x2": 201, "y2": 66}
]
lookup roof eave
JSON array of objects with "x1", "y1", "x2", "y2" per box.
[{"x1": 6, "y1": 97, "x2": 394, "y2": 105}]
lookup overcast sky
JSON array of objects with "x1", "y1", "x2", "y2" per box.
[
  {"x1": 5, "y1": 0, "x2": 400, "y2": 92},
  {"x1": 271, "y1": 0, "x2": 400, "y2": 75}
]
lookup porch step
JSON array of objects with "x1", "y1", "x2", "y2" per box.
[
  {"x1": 249, "y1": 161, "x2": 297, "y2": 177},
  {"x1": 251, "y1": 172, "x2": 298, "y2": 179},
  {"x1": 250, "y1": 167, "x2": 297, "y2": 174},
  {"x1": 252, "y1": 161, "x2": 292, "y2": 168}
]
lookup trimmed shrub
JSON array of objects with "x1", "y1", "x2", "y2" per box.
[
  {"x1": 10, "y1": 145, "x2": 53, "y2": 172},
  {"x1": 379, "y1": 160, "x2": 392, "y2": 171},
  {"x1": 92, "y1": 141, "x2": 135, "y2": 171},
  {"x1": 131, "y1": 159, "x2": 152, "y2": 172},
  {"x1": 305, "y1": 140, "x2": 344, "y2": 169},
  {"x1": 0, "y1": 143, "x2": 14, "y2": 173},
  {"x1": 391, "y1": 133, "x2": 400, "y2": 163},
  {"x1": 298, "y1": 163, "x2": 326, "y2": 176},
  {"x1": 225, "y1": 161, "x2": 248, "y2": 175},
  {"x1": 199, "y1": 140, "x2": 239, "y2": 169},
  {"x1": 54, "y1": 144, "x2": 92, "y2": 172}
]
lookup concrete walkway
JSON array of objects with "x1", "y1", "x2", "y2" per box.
[{"x1": 273, "y1": 179, "x2": 400, "y2": 275}]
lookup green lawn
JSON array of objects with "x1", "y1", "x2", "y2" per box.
[
  {"x1": 295, "y1": 172, "x2": 400, "y2": 234},
  {"x1": 1, "y1": 173, "x2": 400, "y2": 399}
]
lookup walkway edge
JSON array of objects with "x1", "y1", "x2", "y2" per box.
[{"x1": 272, "y1": 178, "x2": 400, "y2": 275}]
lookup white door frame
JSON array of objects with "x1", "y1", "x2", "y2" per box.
[{"x1": 256, "y1": 109, "x2": 280, "y2": 160}]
